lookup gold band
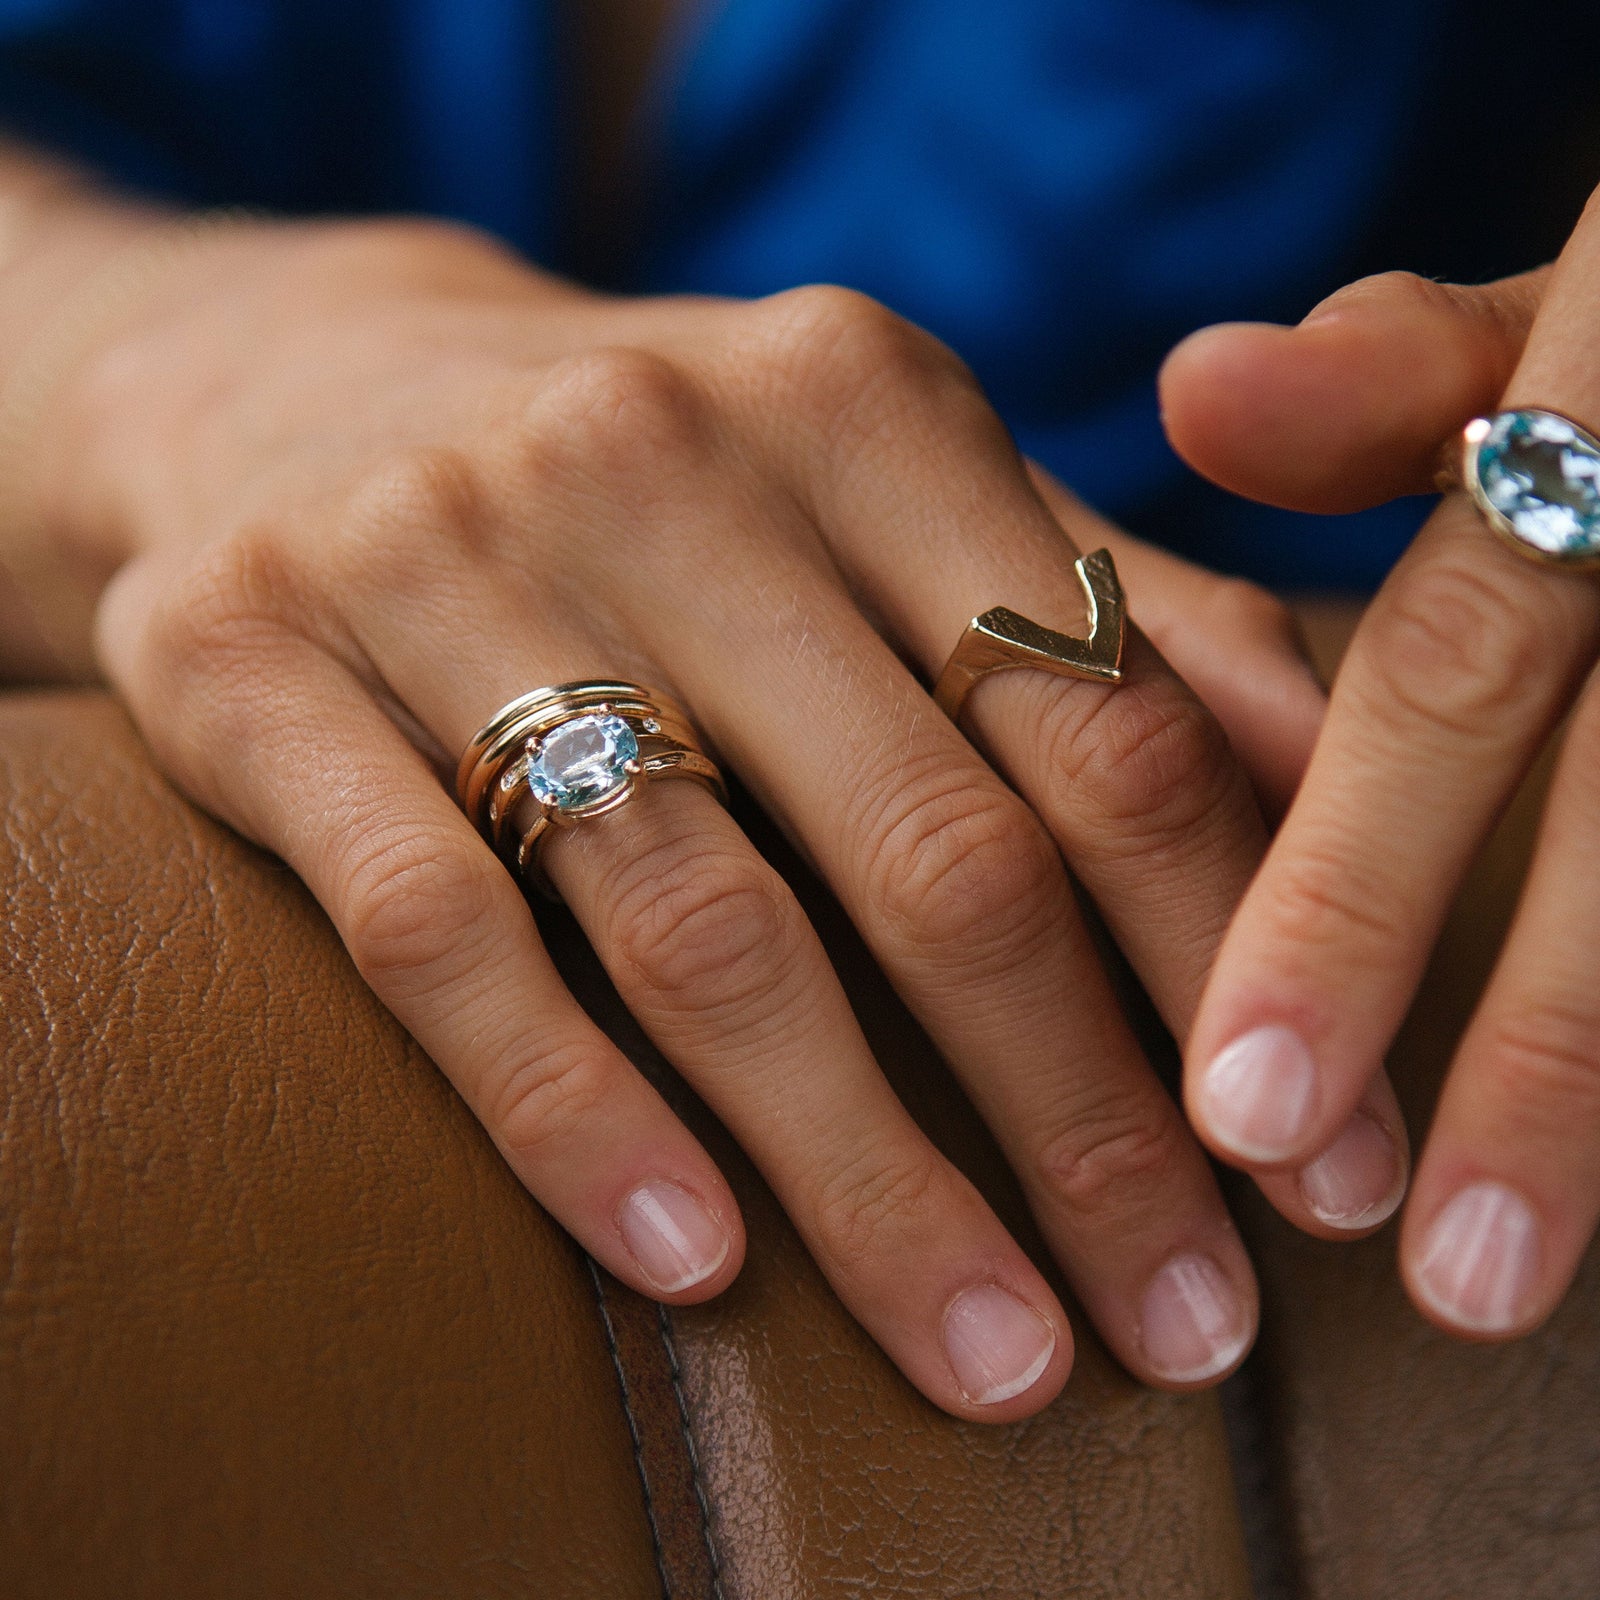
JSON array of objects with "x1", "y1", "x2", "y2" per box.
[
  {"x1": 457, "y1": 680, "x2": 726, "y2": 886},
  {"x1": 933, "y1": 548, "x2": 1126, "y2": 723}
]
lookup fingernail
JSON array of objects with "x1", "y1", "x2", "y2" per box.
[
  {"x1": 1298, "y1": 1112, "x2": 1407, "y2": 1230},
  {"x1": 1139, "y1": 1252, "x2": 1253, "y2": 1383},
  {"x1": 1413, "y1": 1181, "x2": 1542, "y2": 1334},
  {"x1": 942, "y1": 1284, "x2": 1057, "y2": 1405},
  {"x1": 617, "y1": 1181, "x2": 730, "y2": 1294},
  {"x1": 1200, "y1": 1023, "x2": 1319, "y2": 1161}
]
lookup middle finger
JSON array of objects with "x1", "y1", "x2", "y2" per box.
[
  {"x1": 631, "y1": 489, "x2": 1262, "y2": 1388},
  {"x1": 1186, "y1": 489, "x2": 1600, "y2": 1178}
]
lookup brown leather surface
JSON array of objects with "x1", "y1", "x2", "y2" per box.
[
  {"x1": 589, "y1": 1265, "x2": 725, "y2": 1599},
  {"x1": 0, "y1": 693, "x2": 661, "y2": 1600},
  {"x1": 0, "y1": 691, "x2": 1253, "y2": 1599},
  {"x1": 9, "y1": 643, "x2": 1599, "y2": 1598},
  {"x1": 1235, "y1": 605, "x2": 1600, "y2": 1600}
]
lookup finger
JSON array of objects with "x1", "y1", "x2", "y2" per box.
[
  {"x1": 1187, "y1": 194, "x2": 1600, "y2": 1190},
  {"x1": 1187, "y1": 496, "x2": 1597, "y2": 1178},
  {"x1": 1161, "y1": 268, "x2": 1548, "y2": 513},
  {"x1": 96, "y1": 560, "x2": 746, "y2": 1305},
  {"x1": 546, "y1": 781, "x2": 1073, "y2": 1418},
  {"x1": 790, "y1": 336, "x2": 1398, "y2": 1249},
  {"x1": 1026, "y1": 462, "x2": 1327, "y2": 819},
  {"x1": 767, "y1": 295, "x2": 1266, "y2": 1038},
  {"x1": 1401, "y1": 672, "x2": 1600, "y2": 1335},
  {"x1": 700, "y1": 291, "x2": 1264, "y2": 1383},
  {"x1": 679, "y1": 576, "x2": 1256, "y2": 1388},
  {"x1": 335, "y1": 468, "x2": 1074, "y2": 1418},
  {"x1": 1253, "y1": 1072, "x2": 1409, "y2": 1239}
]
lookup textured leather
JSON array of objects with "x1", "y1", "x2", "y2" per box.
[
  {"x1": 1228, "y1": 608, "x2": 1600, "y2": 1600},
  {"x1": 0, "y1": 692, "x2": 1252, "y2": 1599},
  {"x1": 0, "y1": 694, "x2": 660, "y2": 1600}
]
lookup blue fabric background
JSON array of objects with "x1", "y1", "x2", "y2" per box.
[{"x1": 0, "y1": 0, "x2": 1458, "y2": 587}]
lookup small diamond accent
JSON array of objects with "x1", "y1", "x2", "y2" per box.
[
  {"x1": 527, "y1": 713, "x2": 639, "y2": 812},
  {"x1": 1472, "y1": 409, "x2": 1600, "y2": 560}
]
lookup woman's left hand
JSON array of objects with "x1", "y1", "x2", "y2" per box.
[{"x1": 1161, "y1": 192, "x2": 1600, "y2": 1338}]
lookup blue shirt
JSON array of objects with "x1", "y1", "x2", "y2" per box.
[{"x1": 0, "y1": 0, "x2": 1474, "y2": 587}]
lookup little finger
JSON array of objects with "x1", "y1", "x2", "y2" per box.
[{"x1": 94, "y1": 569, "x2": 748, "y2": 1305}]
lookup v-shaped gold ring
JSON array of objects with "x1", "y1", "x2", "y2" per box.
[{"x1": 933, "y1": 548, "x2": 1126, "y2": 722}]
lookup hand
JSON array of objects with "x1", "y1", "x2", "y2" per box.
[
  {"x1": 1163, "y1": 194, "x2": 1600, "y2": 1337},
  {"x1": 41, "y1": 211, "x2": 1331, "y2": 1415}
]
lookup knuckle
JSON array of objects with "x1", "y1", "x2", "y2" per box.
[
  {"x1": 755, "y1": 283, "x2": 963, "y2": 413},
  {"x1": 610, "y1": 846, "x2": 802, "y2": 1011},
  {"x1": 761, "y1": 283, "x2": 917, "y2": 365},
  {"x1": 490, "y1": 1043, "x2": 618, "y2": 1163},
  {"x1": 1333, "y1": 269, "x2": 1458, "y2": 321},
  {"x1": 1050, "y1": 681, "x2": 1238, "y2": 844},
  {"x1": 1207, "y1": 575, "x2": 1301, "y2": 650},
  {"x1": 147, "y1": 525, "x2": 297, "y2": 672},
  {"x1": 340, "y1": 826, "x2": 502, "y2": 998},
  {"x1": 1260, "y1": 836, "x2": 1412, "y2": 959},
  {"x1": 1480, "y1": 1003, "x2": 1600, "y2": 1126},
  {"x1": 1313, "y1": 270, "x2": 1510, "y2": 338},
  {"x1": 812, "y1": 1153, "x2": 942, "y2": 1276},
  {"x1": 1369, "y1": 560, "x2": 1547, "y2": 739},
  {"x1": 529, "y1": 346, "x2": 710, "y2": 488},
  {"x1": 338, "y1": 444, "x2": 486, "y2": 574},
  {"x1": 1034, "y1": 1097, "x2": 1189, "y2": 1222},
  {"x1": 139, "y1": 528, "x2": 304, "y2": 738},
  {"x1": 866, "y1": 771, "x2": 1061, "y2": 958}
]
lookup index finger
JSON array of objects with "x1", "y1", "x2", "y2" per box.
[{"x1": 1184, "y1": 193, "x2": 1600, "y2": 1180}]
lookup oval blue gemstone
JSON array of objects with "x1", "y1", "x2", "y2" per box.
[
  {"x1": 1471, "y1": 410, "x2": 1600, "y2": 560},
  {"x1": 528, "y1": 713, "x2": 639, "y2": 811}
]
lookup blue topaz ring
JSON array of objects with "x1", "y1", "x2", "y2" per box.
[
  {"x1": 1461, "y1": 409, "x2": 1600, "y2": 569},
  {"x1": 457, "y1": 681, "x2": 726, "y2": 881}
]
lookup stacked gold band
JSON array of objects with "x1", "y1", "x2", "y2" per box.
[{"x1": 457, "y1": 680, "x2": 726, "y2": 882}]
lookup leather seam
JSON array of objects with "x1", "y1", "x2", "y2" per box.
[
  {"x1": 656, "y1": 1301, "x2": 726, "y2": 1600},
  {"x1": 586, "y1": 1256, "x2": 675, "y2": 1600}
]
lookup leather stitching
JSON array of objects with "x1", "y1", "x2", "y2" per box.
[
  {"x1": 586, "y1": 1256, "x2": 675, "y2": 1600},
  {"x1": 656, "y1": 1302, "x2": 726, "y2": 1600}
]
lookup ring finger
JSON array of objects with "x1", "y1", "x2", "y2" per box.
[{"x1": 364, "y1": 582, "x2": 1075, "y2": 1421}]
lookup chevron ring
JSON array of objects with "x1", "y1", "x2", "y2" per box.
[{"x1": 933, "y1": 548, "x2": 1127, "y2": 723}]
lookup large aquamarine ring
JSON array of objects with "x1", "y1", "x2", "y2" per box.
[
  {"x1": 457, "y1": 681, "x2": 725, "y2": 885},
  {"x1": 1462, "y1": 409, "x2": 1600, "y2": 568}
]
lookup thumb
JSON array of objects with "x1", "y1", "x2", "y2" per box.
[{"x1": 1159, "y1": 267, "x2": 1549, "y2": 515}]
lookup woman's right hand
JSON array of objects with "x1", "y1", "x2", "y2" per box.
[{"x1": 27, "y1": 205, "x2": 1357, "y2": 1417}]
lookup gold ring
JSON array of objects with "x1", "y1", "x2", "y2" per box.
[
  {"x1": 457, "y1": 680, "x2": 726, "y2": 883},
  {"x1": 933, "y1": 548, "x2": 1126, "y2": 723}
]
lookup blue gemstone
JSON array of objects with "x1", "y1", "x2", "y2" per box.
[
  {"x1": 528, "y1": 713, "x2": 639, "y2": 811},
  {"x1": 1472, "y1": 410, "x2": 1600, "y2": 560}
]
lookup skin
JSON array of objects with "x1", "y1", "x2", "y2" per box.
[
  {"x1": 0, "y1": 158, "x2": 1384, "y2": 1419},
  {"x1": 1163, "y1": 187, "x2": 1600, "y2": 1344}
]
